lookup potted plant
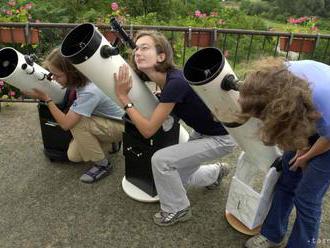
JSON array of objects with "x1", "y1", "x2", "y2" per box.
[
  {"x1": 0, "y1": 0, "x2": 39, "y2": 44},
  {"x1": 95, "y1": 2, "x2": 127, "y2": 44},
  {"x1": 0, "y1": 80, "x2": 21, "y2": 106},
  {"x1": 279, "y1": 16, "x2": 319, "y2": 53},
  {"x1": 184, "y1": 10, "x2": 225, "y2": 47}
]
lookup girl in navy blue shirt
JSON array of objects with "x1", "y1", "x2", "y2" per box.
[{"x1": 114, "y1": 30, "x2": 235, "y2": 226}]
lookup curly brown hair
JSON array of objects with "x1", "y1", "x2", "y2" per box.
[
  {"x1": 130, "y1": 30, "x2": 176, "y2": 81},
  {"x1": 43, "y1": 48, "x2": 88, "y2": 88},
  {"x1": 239, "y1": 57, "x2": 320, "y2": 151}
]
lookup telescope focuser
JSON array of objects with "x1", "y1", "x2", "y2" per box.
[
  {"x1": 24, "y1": 54, "x2": 38, "y2": 66},
  {"x1": 21, "y1": 63, "x2": 49, "y2": 80},
  {"x1": 100, "y1": 45, "x2": 120, "y2": 58},
  {"x1": 110, "y1": 17, "x2": 136, "y2": 49},
  {"x1": 221, "y1": 74, "x2": 241, "y2": 91}
]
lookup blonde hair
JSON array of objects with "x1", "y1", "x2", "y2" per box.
[{"x1": 239, "y1": 57, "x2": 320, "y2": 151}]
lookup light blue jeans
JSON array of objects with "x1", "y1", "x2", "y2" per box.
[
  {"x1": 261, "y1": 147, "x2": 330, "y2": 248},
  {"x1": 151, "y1": 131, "x2": 235, "y2": 213}
]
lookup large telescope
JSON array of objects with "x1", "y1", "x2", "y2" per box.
[
  {"x1": 60, "y1": 22, "x2": 158, "y2": 118},
  {"x1": 60, "y1": 21, "x2": 189, "y2": 202},
  {"x1": 0, "y1": 47, "x2": 66, "y2": 104},
  {"x1": 183, "y1": 47, "x2": 282, "y2": 233}
]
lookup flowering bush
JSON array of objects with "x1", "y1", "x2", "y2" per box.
[
  {"x1": 0, "y1": 80, "x2": 21, "y2": 100},
  {"x1": 286, "y1": 16, "x2": 319, "y2": 33},
  {"x1": 0, "y1": 0, "x2": 34, "y2": 22},
  {"x1": 96, "y1": 2, "x2": 127, "y2": 25},
  {"x1": 191, "y1": 9, "x2": 226, "y2": 28}
]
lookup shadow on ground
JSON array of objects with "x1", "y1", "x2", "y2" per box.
[{"x1": 0, "y1": 103, "x2": 329, "y2": 248}]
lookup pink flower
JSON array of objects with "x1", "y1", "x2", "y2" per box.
[
  {"x1": 24, "y1": 2, "x2": 33, "y2": 10},
  {"x1": 7, "y1": 0, "x2": 16, "y2": 7},
  {"x1": 0, "y1": 80, "x2": 4, "y2": 86},
  {"x1": 5, "y1": 10, "x2": 13, "y2": 16},
  {"x1": 310, "y1": 26, "x2": 319, "y2": 32},
  {"x1": 9, "y1": 91, "x2": 16, "y2": 97},
  {"x1": 111, "y1": 2, "x2": 119, "y2": 11},
  {"x1": 194, "y1": 10, "x2": 202, "y2": 17}
]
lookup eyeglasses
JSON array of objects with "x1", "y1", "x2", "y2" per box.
[{"x1": 133, "y1": 45, "x2": 153, "y2": 53}]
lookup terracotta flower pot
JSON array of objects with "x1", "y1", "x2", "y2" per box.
[
  {"x1": 279, "y1": 36, "x2": 315, "y2": 53},
  {"x1": 0, "y1": 28, "x2": 39, "y2": 44},
  {"x1": 185, "y1": 31, "x2": 213, "y2": 47},
  {"x1": 103, "y1": 30, "x2": 118, "y2": 44}
]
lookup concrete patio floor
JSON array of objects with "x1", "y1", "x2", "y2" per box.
[{"x1": 0, "y1": 103, "x2": 329, "y2": 248}]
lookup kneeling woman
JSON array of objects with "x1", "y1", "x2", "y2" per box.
[{"x1": 26, "y1": 48, "x2": 124, "y2": 183}]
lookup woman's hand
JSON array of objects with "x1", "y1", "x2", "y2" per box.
[
  {"x1": 22, "y1": 88, "x2": 50, "y2": 102},
  {"x1": 114, "y1": 64, "x2": 132, "y2": 106},
  {"x1": 289, "y1": 148, "x2": 310, "y2": 171}
]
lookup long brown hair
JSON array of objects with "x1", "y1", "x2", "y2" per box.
[
  {"x1": 131, "y1": 30, "x2": 176, "y2": 81},
  {"x1": 239, "y1": 57, "x2": 320, "y2": 151},
  {"x1": 43, "y1": 48, "x2": 88, "y2": 88}
]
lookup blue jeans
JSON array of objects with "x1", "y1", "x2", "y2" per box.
[{"x1": 261, "y1": 149, "x2": 330, "y2": 248}]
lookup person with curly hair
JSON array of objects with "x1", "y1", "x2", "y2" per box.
[{"x1": 242, "y1": 58, "x2": 330, "y2": 248}]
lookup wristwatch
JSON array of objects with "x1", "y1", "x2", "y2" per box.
[{"x1": 124, "y1": 103, "x2": 134, "y2": 111}]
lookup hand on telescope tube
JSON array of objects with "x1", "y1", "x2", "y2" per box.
[
  {"x1": 23, "y1": 88, "x2": 51, "y2": 102},
  {"x1": 114, "y1": 64, "x2": 133, "y2": 107}
]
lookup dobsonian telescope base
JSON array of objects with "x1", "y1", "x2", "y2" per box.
[
  {"x1": 122, "y1": 114, "x2": 181, "y2": 203},
  {"x1": 122, "y1": 177, "x2": 159, "y2": 203},
  {"x1": 225, "y1": 211, "x2": 261, "y2": 236}
]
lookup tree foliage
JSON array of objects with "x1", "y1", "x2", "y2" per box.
[{"x1": 241, "y1": 0, "x2": 330, "y2": 18}]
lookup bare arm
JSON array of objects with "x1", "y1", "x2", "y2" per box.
[
  {"x1": 290, "y1": 136, "x2": 330, "y2": 171},
  {"x1": 24, "y1": 88, "x2": 81, "y2": 131},
  {"x1": 125, "y1": 102, "x2": 175, "y2": 138},
  {"x1": 114, "y1": 64, "x2": 175, "y2": 138},
  {"x1": 47, "y1": 102, "x2": 81, "y2": 130}
]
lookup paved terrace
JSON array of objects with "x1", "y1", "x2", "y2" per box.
[{"x1": 0, "y1": 103, "x2": 329, "y2": 248}]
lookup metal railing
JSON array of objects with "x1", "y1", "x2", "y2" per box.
[
  {"x1": 1, "y1": 22, "x2": 330, "y2": 104},
  {"x1": 1, "y1": 22, "x2": 330, "y2": 65}
]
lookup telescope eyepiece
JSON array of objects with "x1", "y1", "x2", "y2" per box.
[
  {"x1": 221, "y1": 74, "x2": 241, "y2": 91},
  {"x1": 100, "y1": 45, "x2": 120, "y2": 58}
]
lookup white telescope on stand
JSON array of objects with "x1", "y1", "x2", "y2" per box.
[
  {"x1": 183, "y1": 47, "x2": 282, "y2": 234},
  {"x1": 60, "y1": 22, "x2": 189, "y2": 202},
  {"x1": 60, "y1": 23, "x2": 158, "y2": 118},
  {"x1": 0, "y1": 47, "x2": 66, "y2": 104}
]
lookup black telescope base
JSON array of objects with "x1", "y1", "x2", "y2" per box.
[
  {"x1": 123, "y1": 115, "x2": 180, "y2": 200},
  {"x1": 38, "y1": 103, "x2": 72, "y2": 162}
]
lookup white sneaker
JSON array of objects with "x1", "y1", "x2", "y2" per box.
[
  {"x1": 245, "y1": 234, "x2": 284, "y2": 248},
  {"x1": 206, "y1": 162, "x2": 230, "y2": 190}
]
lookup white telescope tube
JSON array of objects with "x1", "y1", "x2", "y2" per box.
[
  {"x1": 0, "y1": 47, "x2": 66, "y2": 104},
  {"x1": 60, "y1": 23, "x2": 158, "y2": 119},
  {"x1": 183, "y1": 47, "x2": 282, "y2": 230}
]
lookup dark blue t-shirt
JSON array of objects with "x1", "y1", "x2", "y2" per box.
[{"x1": 160, "y1": 69, "x2": 228, "y2": 136}]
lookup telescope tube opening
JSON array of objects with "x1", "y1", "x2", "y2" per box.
[
  {"x1": 0, "y1": 48, "x2": 18, "y2": 78},
  {"x1": 61, "y1": 23, "x2": 102, "y2": 65},
  {"x1": 183, "y1": 47, "x2": 225, "y2": 85}
]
